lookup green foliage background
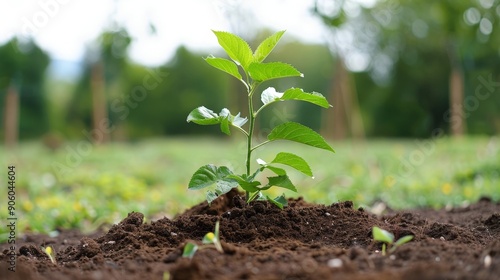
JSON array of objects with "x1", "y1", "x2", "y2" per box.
[
  {"x1": 2, "y1": 36, "x2": 499, "y2": 140},
  {"x1": 0, "y1": 39, "x2": 50, "y2": 139}
]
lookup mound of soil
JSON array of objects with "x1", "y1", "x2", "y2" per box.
[{"x1": 2, "y1": 190, "x2": 499, "y2": 279}]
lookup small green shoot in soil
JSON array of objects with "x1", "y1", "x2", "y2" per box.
[
  {"x1": 187, "y1": 30, "x2": 334, "y2": 208},
  {"x1": 41, "y1": 246, "x2": 57, "y2": 264},
  {"x1": 372, "y1": 226, "x2": 414, "y2": 256},
  {"x1": 182, "y1": 221, "x2": 223, "y2": 258}
]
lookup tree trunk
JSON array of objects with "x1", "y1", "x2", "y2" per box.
[
  {"x1": 348, "y1": 67, "x2": 365, "y2": 140},
  {"x1": 449, "y1": 66, "x2": 465, "y2": 137},
  {"x1": 322, "y1": 59, "x2": 346, "y2": 139},
  {"x1": 4, "y1": 84, "x2": 19, "y2": 148},
  {"x1": 90, "y1": 62, "x2": 109, "y2": 144},
  {"x1": 323, "y1": 59, "x2": 365, "y2": 140}
]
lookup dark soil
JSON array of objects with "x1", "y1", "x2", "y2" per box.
[{"x1": 2, "y1": 190, "x2": 499, "y2": 279}]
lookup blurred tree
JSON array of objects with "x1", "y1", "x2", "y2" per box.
[
  {"x1": 0, "y1": 39, "x2": 50, "y2": 145},
  {"x1": 3, "y1": 86, "x2": 18, "y2": 147},
  {"x1": 123, "y1": 46, "x2": 228, "y2": 138},
  {"x1": 315, "y1": 0, "x2": 500, "y2": 137},
  {"x1": 313, "y1": 0, "x2": 366, "y2": 140},
  {"x1": 93, "y1": 28, "x2": 131, "y2": 142},
  {"x1": 262, "y1": 41, "x2": 335, "y2": 132},
  {"x1": 66, "y1": 29, "x2": 131, "y2": 143}
]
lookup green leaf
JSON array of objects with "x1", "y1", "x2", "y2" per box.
[
  {"x1": 205, "y1": 56, "x2": 243, "y2": 80},
  {"x1": 256, "y1": 158, "x2": 286, "y2": 176},
  {"x1": 226, "y1": 174, "x2": 261, "y2": 192},
  {"x1": 182, "y1": 242, "x2": 198, "y2": 258},
  {"x1": 249, "y1": 165, "x2": 264, "y2": 182},
  {"x1": 263, "y1": 175, "x2": 297, "y2": 192},
  {"x1": 186, "y1": 106, "x2": 219, "y2": 125},
  {"x1": 187, "y1": 107, "x2": 247, "y2": 135},
  {"x1": 220, "y1": 108, "x2": 248, "y2": 135},
  {"x1": 273, "y1": 193, "x2": 288, "y2": 207},
  {"x1": 254, "y1": 30, "x2": 286, "y2": 62},
  {"x1": 215, "y1": 178, "x2": 237, "y2": 195},
  {"x1": 281, "y1": 88, "x2": 331, "y2": 108},
  {"x1": 248, "y1": 191, "x2": 263, "y2": 203},
  {"x1": 212, "y1": 30, "x2": 253, "y2": 70},
  {"x1": 394, "y1": 235, "x2": 414, "y2": 247},
  {"x1": 270, "y1": 152, "x2": 313, "y2": 177},
  {"x1": 372, "y1": 226, "x2": 395, "y2": 244},
  {"x1": 265, "y1": 165, "x2": 287, "y2": 176},
  {"x1": 206, "y1": 181, "x2": 235, "y2": 204},
  {"x1": 267, "y1": 122, "x2": 335, "y2": 153},
  {"x1": 266, "y1": 194, "x2": 289, "y2": 210},
  {"x1": 206, "y1": 190, "x2": 218, "y2": 205},
  {"x1": 188, "y1": 164, "x2": 232, "y2": 190},
  {"x1": 220, "y1": 116, "x2": 231, "y2": 135},
  {"x1": 266, "y1": 195, "x2": 284, "y2": 209},
  {"x1": 188, "y1": 164, "x2": 235, "y2": 190},
  {"x1": 220, "y1": 108, "x2": 247, "y2": 128},
  {"x1": 248, "y1": 62, "x2": 302, "y2": 82}
]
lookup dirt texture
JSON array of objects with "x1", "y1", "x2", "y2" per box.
[{"x1": 1, "y1": 190, "x2": 499, "y2": 280}]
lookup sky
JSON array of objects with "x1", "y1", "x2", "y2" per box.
[{"x1": 0, "y1": 0, "x2": 332, "y2": 66}]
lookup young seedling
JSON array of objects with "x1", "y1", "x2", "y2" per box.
[
  {"x1": 187, "y1": 30, "x2": 335, "y2": 208},
  {"x1": 202, "y1": 220, "x2": 223, "y2": 253},
  {"x1": 372, "y1": 226, "x2": 414, "y2": 256},
  {"x1": 41, "y1": 246, "x2": 57, "y2": 264},
  {"x1": 181, "y1": 242, "x2": 199, "y2": 259},
  {"x1": 182, "y1": 220, "x2": 223, "y2": 259}
]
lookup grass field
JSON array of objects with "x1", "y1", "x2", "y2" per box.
[{"x1": 1, "y1": 136, "x2": 499, "y2": 242}]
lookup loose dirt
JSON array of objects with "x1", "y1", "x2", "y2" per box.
[{"x1": 1, "y1": 190, "x2": 499, "y2": 279}]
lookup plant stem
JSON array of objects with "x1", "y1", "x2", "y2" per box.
[
  {"x1": 245, "y1": 99, "x2": 254, "y2": 199},
  {"x1": 245, "y1": 83, "x2": 258, "y2": 200},
  {"x1": 234, "y1": 125, "x2": 249, "y2": 137},
  {"x1": 246, "y1": 112, "x2": 253, "y2": 177},
  {"x1": 254, "y1": 102, "x2": 271, "y2": 118},
  {"x1": 251, "y1": 140, "x2": 271, "y2": 152}
]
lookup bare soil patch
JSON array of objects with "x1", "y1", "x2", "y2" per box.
[{"x1": 2, "y1": 190, "x2": 499, "y2": 279}]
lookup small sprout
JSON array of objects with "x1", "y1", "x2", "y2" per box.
[
  {"x1": 202, "y1": 232, "x2": 216, "y2": 243},
  {"x1": 372, "y1": 226, "x2": 413, "y2": 256},
  {"x1": 182, "y1": 242, "x2": 199, "y2": 259},
  {"x1": 202, "y1": 220, "x2": 223, "y2": 253},
  {"x1": 163, "y1": 271, "x2": 171, "y2": 280},
  {"x1": 41, "y1": 246, "x2": 57, "y2": 264},
  {"x1": 183, "y1": 221, "x2": 224, "y2": 258}
]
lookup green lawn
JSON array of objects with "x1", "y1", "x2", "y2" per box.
[{"x1": 1, "y1": 136, "x2": 499, "y2": 242}]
